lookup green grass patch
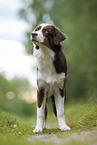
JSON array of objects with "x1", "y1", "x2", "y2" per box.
[
  {"x1": 0, "y1": 102, "x2": 97, "y2": 145},
  {"x1": 65, "y1": 103, "x2": 97, "y2": 131},
  {"x1": 0, "y1": 110, "x2": 35, "y2": 135}
]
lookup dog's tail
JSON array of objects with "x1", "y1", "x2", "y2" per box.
[{"x1": 50, "y1": 95, "x2": 57, "y2": 117}]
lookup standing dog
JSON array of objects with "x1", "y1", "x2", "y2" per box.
[{"x1": 31, "y1": 23, "x2": 71, "y2": 132}]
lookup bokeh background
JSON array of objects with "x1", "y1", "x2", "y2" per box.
[{"x1": 0, "y1": 0, "x2": 97, "y2": 117}]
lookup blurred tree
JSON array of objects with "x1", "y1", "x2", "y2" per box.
[
  {"x1": 19, "y1": 0, "x2": 97, "y2": 101},
  {"x1": 19, "y1": 0, "x2": 54, "y2": 54},
  {"x1": 0, "y1": 74, "x2": 36, "y2": 116},
  {"x1": 0, "y1": 74, "x2": 10, "y2": 96},
  {"x1": 9, "y1": 77, "x2": 31, "y2": 94}
]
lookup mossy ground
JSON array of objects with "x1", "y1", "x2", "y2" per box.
[{"x1": 0, "y1": 102, "x2": 97, "y2": 145}]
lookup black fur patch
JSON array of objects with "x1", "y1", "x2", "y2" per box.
[
  {"x1": 53, "y1": 50, "x2": 67, "y2": 74},
  {"x1": 50, "y1": 95, "x2": 57, "y2": 117},
  {"x1": 45, "y1": 105, "x2": 48, "y2": 121},
  {"x1": 37, "y1": 88, "x2": 44, "y2": 108}
]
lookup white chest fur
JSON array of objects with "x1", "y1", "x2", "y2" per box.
[{"x1": 33, "y1": 44, "x2": 65, "y2": 96}]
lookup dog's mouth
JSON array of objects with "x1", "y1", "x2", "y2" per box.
[
  {"x1": 31, "y1": 36, "x2": 37, "y2": 42},
  {"x1": 31, "y1": 35, "x2": 46, "y2": 50},
  {"x1": 31, "y1": 37, "x2": 42, "y2": 45}
]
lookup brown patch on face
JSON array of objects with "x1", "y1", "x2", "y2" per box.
[
  {"x1": 42, "y1": 25, "x2": 55, "y2": 49},
  {"x1": 34, "y1": 25, "x2": 42, "y2": 32},
  {"x1": 44, "y1": 37, "x2": 52, "y2": 49},
  {"x1": 42, "y1": 25, "x2": 66, "y2": 50},
  {"x1": 43, "y1": 27, "x2": 47, "y2": 30}
]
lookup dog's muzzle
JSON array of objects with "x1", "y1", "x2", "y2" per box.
[{"x1": 31, "y1": 32, "x2": 38, "y2": 42}]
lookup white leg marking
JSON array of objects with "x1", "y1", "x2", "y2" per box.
[
  {"x1": 55, "y1": 89, "x2": 71, "y2": 131},
  {"x1": 33, "y1": 96, "x2": 46, "y2": 133}
]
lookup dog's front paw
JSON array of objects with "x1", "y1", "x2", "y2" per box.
[
  {"x1": 60, "y1": 125, "x2": 71, "y2": 131},
  {"x1": 33, "y1": 126, "x2": 43, "y2": 133}
]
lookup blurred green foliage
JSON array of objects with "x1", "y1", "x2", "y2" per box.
[
  {"x1": 1, "y1": 0, "x2": 96, "y2": 117},
  {"x1": 19, "y1": 0, "x2": 97, "y2": 101},
  {"x1": 1, "y1": 0, "x2": 97, "y2": 117},
  {"x1": 0, "y1": 74, "x2": 36, "y2": 116}
]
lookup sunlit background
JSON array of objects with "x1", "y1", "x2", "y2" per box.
[
  {"x1": 0, "y1": 0, "x2": 97, "y2": 117},
  {"x1": 0, "y1": 0, "x2": 37, "y2": 115},
  {"x1": 0, "y1": 0, "x2": 37, "y2": 87}
]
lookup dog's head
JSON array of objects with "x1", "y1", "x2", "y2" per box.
[{"x1": 31, "y1": 23, "x2": 66, "y2": 49}]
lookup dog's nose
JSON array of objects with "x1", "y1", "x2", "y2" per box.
[{"x1": 31, "y1": 33, "x2": 38, "y2": 37}]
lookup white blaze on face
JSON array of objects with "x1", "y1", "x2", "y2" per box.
[{"x1": 34, "y1": 23, "x2": 51, "y2": 43}]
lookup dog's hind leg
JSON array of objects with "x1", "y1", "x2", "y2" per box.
[
  {"x1": 50, "y1": 95, "x2": 57, "y2": 117},
  {"x1": 43, "y1": 105, "x2": 48, "y2": 129}
]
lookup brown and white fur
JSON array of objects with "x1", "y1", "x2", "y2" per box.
[{"x1": 31, "y1": 23, "x2": 71, "y2": 132}]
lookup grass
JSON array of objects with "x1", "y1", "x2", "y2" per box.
[{"x1": 0, "y1": 102, "x2": 97, "y2": 145}]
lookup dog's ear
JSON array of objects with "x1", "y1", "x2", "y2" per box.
[{"x1": 53, "y1": 26, "x2": 66, "y2": 45}]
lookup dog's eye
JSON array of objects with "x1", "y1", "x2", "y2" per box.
[
  {"x1": 45, "y1": 30, "x2": 49, "y2": 34},
  {"x1": 35, "y1": 26, "x2": 41, "y2": 31},
  {"x1": 43, "y1": 29, "x2": 49, "y2": 35}
]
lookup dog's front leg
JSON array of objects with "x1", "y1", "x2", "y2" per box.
[
  {"x1": 55, "y1": 89, "x2": 71, "y2": 131},
  {"x1": 33, "y1": 88, "x2": 46, "y2": 133}
]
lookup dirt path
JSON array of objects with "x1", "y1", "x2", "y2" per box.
[{"x1": 28, "y1": 129, "x2": 97, "y2": 145}]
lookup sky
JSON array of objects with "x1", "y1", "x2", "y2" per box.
[{"x1": 0, "y1": 0, "x2": 37, "y2": 87}]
